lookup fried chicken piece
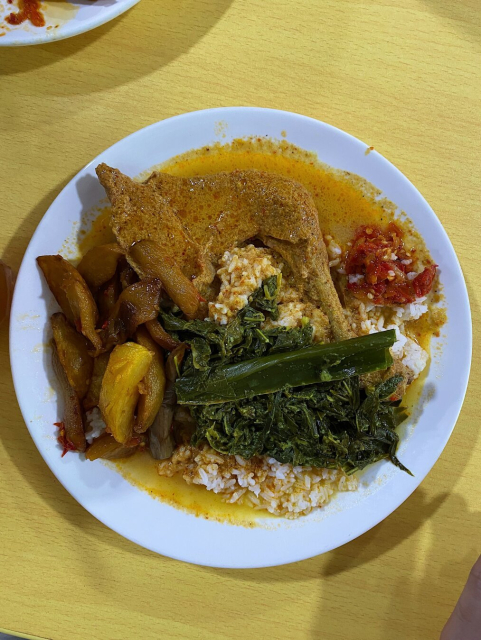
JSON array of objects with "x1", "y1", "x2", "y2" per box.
[{"x1": 96, "y1": 164, "x2": 352, "y2": 341}]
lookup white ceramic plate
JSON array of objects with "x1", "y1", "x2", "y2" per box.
[
  {"x1": 10, "y1": 108, "x2": 471, "y2": 568},
  {"x1": 0, "y1": 0, "x2": 140, "y2": 46}
]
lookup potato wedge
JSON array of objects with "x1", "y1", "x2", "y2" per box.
[
  {"x1": 102, "y1": 279, "x2": 161, "y2": 350},
  {"x1": 51, "y1": 312, "x2": 93, "y2": 400},
  {"x1": 119, "y1": 258, "x2": 138, "y2": 290},
  {"x1": 52, "y1": 343, "x2": 86, "y2": 453},
  {"x1": 97, "y1": 275, "x2": 121, "y2": 324},
  {"x1": 37, "y1": 255, "x2": 102, "y2": 351},
  {"x1": 145, "y1": 318, "x2": 180, "y2": 352},
  {"x1": 99, "y1": 342, "x2": 153, "y2": 444},
  {"x1": 85, "y1": 432, "x2": 140, "y2": 461},
  {"x1": 135, "y1": 327, "x2": 166, "y2": 433},
  {"x1": 77, "y1": 244, "x2": 124, "y2": 289},
  {"x1": 128, "y1": 240, "x2": 203, "y2": 319},
  {"x1": 83, "y1": 352, "x2": 110, "y2": 410}
]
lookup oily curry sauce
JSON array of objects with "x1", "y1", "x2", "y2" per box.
[
  {"x1": 84, "y1": 138, "x2": 443, "y2": 525},
  {"x1": 154, "y1": 138, "x2": 390, "y2": 245}
]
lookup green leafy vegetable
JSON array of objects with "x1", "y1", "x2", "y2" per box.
[
  {"x1": 158, "y1": 277, "x2": 408, "y2": 474},
  {"x1": 248, "y1": 274, "x2": 282, "y2": 319},
  {"x1": 189, "y1": 337, "x2": 211, "y2": 371},
  {"x1": 160, "y1": 293, "x2": 313, "y2": 371},
  {"x1": 176, "y1": 331, "x2": 395, "y2": 404},
  {"x1": 191, "y1": 375, "x2": 410, "y2": 475}
]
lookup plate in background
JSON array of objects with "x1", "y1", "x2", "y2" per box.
[{"x1": 0, "y1": 0, "x2": 140, "y2": 46}]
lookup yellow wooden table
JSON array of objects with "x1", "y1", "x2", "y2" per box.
[{"x1": 0, "y1": 1, "x2": 480, "y2": 638}]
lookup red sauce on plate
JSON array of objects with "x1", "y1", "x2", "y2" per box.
[
  {"x1": 6, "y1": 0, "x2": 45, "y2": 28},
  {"x1": 345, "y1": 223, "x2": 437, "y2": 305},
  {"x1": 54, "y1": 422, "x2": 77, "y2": 458}
]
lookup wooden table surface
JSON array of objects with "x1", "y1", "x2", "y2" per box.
[{"x1": 0, "y1": 1, "x2": 480, "y2": 638}]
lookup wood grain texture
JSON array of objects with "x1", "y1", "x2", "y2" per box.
[{"x1": 0, "y1": 0, "x2": 480, "y2": 638}]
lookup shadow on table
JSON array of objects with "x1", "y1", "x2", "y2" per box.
[
  {"x1": 0, "y1": 0, "x2": 234, "y2": 94},
  {"x1": 1, "y1": 177, "x2": 74, "y2": 272},
  {"x1": 202, "y1": 490, "x2": 447, "y2": 583},
  {"x1": 307, "y1": 272, "x2": 480, "y2": 639},
  {"x1": 202, "y1": 274, "x2": 480, "y2": 636},
  {"x1": 0, "y1": 321, "x2": 150, "y2": 562},
  {"x1": 0, "y1": 174, "x2": 153, "y2": 562},
  {"x1": 421, "y1": 0, "x2": 481, "y2": 45},
  {"x1": 309, "y1": 491, "x2": 481, "y2": 640}
]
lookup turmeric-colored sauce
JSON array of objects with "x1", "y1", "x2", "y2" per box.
[
  {"x1": 152, "y1": 138, "x2": 390, "y2": 244},
  {"x1": 112, "y1": 450, "x2": 261, "y2": 526},
  {"x1": 79, "y1": 207, "x2": 115, "y2": 255},
  {"x1": 83, "y1": 137, "x2": 444, "y2": 524}
]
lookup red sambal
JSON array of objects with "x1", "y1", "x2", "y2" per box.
[
  {"x1": 344, "y1": 223, "x2": 437, "y2": 305},
  {"x1": 54, "y1": 422, "x2": 78, "y2": 457},
  {"x1": 6, "y1": 0, "x2": 45, "y2": 28}
]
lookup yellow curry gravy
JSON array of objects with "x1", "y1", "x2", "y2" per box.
[{"x1": 83, "y1": 138, "x2": 445, "y2": 526}]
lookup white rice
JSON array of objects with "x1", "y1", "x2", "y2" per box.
[
  {"x1": 158, "y1": 444, "x2": 357, "y2": 518},
  {"x1": 85, "y1": 407, "x2": 106, "y2": 444},
  {"x1": 267, "y1": 301, "x2": 306, "y2": 328},
  {"x1": 401, "y1": 338, "x2": 429, "y2": 378},
  {"x1": 210, "y1": 245, "x2": 331, "y2": 342},
  {"x1": 208, "y1": 245, "x2": 281, "y2": 324},
  {"x1": 348, "y1": 273, "x2": 364, "y2": 285},
  {"x1": 264, "y1": 300, "x2": 330, "y2": 342},
  {"x1": 325, "y1": 235, "x2": 342, "y2": 262},
  {"x1": 344, "y1": 296, "x2": 429, "y2": 381},
  {"x1": 160, "y1": 243, "x2": 359, "y2": 517},
  {"x1": 393, "y1": 297, "x2": 428, "y2": 322},
  {"x1": 325, "y1": 235, "x2": 346, "y2": 274}
]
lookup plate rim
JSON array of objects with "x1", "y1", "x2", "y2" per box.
[
  {"x1": 0, "y1": 0, "x2": 141, "y2": 47},
  {"x1": 9, "y1": 107, "x2": 473, "y2": 568}
]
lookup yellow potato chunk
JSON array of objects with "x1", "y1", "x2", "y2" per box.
[
  {"x1": 77, "y1": 243, "x2": 124, "y2": 290},
  {"x1": 99, "y1": 342, "x2": 153, "y2": 445}
]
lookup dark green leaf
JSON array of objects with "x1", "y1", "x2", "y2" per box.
[
  {"x1": 249, "y1": 274, "x2": 282, "y2": 320},
  {"x1": 176, "y1": 331, "x2": 395, "y2": 405},
  {"x1": 190, "y1": 375, "x2": 410, "y2": 475},
  {"x1": 190, "y1": 337, "x2": 211, "y2": 371}
]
